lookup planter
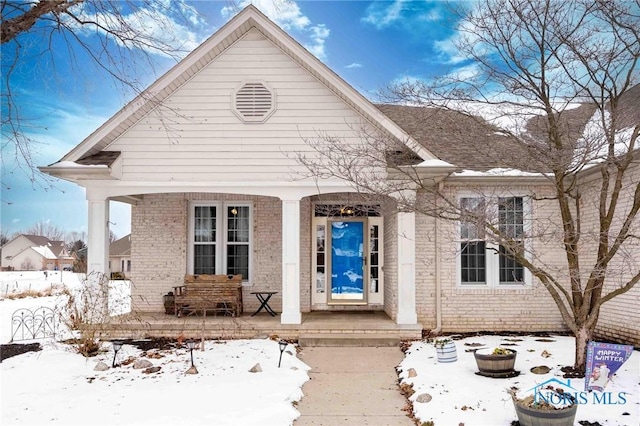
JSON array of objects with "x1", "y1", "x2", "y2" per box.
[
  {"x1": 474, "y1": 348, "x2": 518, "y2": 378},
  {"x1": 513, "y1": 398, "x2": 577, "y2": 426},
  {"x1": 435, "y1": 341, "x2": 457, "y2": 363}
]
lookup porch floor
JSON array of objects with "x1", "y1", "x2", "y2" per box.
[{"x1": 102, "y1": 311, "x2": 424, "y2": 341}]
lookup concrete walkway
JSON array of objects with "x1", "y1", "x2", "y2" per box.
[{"x1": 294, "y1": 347, "x2": 415, "y2": 426}]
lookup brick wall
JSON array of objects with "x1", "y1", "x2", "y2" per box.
[
  {"x1": 578, "y1": 163, "x2": 640, "y2": 345},
  {"x1": 130, "y1": 193, "x2": 283, "y2": 313},
  {"x1": 299, "y1": 197, "x2": 312, "y2": 312},
  {"x1": 415, "y1": 194, "x2": 437, "y2": 330},
  {"x1": 415, "y1": 184, "x2": 571, "y2": 334},
  {"x1": 383, "y1": 213, "x2": 398, "y2": 320}
]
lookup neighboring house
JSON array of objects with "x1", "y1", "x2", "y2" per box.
[
  {"x1": 109, "y1": 234, "x2": 131, "y2": 276},
  {"x1": 1, "y1": 234, "x2": 75, "y2": 271},
  {"x1": 40, "y1": 6, "x2": 639, "y2": 344}
]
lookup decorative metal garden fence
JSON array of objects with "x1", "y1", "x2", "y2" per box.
[{"x1": 10, "y1": 307, "x2": 58, "y2": 342}]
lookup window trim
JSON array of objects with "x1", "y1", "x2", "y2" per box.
[
  {"x1": 456, "y1": 193, "x2": 532, "y2": 288},
  {"x1": 187, "y1": 201, "x2": 253, "y2": 284}
]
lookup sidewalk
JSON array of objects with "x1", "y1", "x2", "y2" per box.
[{"x1": 294, "y1": 347, "x2": 415, "y2": 426}]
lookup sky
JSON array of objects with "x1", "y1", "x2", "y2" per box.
[
  {"x1": 0, "y1": 0, "x2": 470, "y2": 240},
  {"x1": 1, "y1": 271, "x2": 638, "y2": 425}
]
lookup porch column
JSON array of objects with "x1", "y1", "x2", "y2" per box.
[
  {"x1": 397, "y1": 211, "x2": 417, "y2": 324},
  {"x1": 87, "y1": 195, "x2": 110, "y2": 275},
  {"x1": 281, "y1": 199, "x2": 302, "y2": 324}
]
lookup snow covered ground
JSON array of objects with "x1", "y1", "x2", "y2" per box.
[
  {"x1": 399, "y1": 336, "x2": 639, "y2": 425},
  {"x1": 1, "y1": 271, "x2": 638, "y2": 425}
]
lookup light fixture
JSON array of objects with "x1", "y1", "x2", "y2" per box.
[
  {"x1": 230, "y1": 207, "x2": 238, "y2": 215},
  {"x1": 278, "y1": 340, "x2": 288, "y2": 368},
  {"x1": 340, "y1": 206, "x2": 354, "y2": 216},
  {"x1": 186, "y1": 339, "x2": 199, "y2": 374},
  {"x1": 111, "y1": 340, "x2": 124, "y2": 368}
]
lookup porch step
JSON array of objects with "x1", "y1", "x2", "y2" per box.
[{"x1": 298, "y1": 333, "x2": 401, "y2": 347}]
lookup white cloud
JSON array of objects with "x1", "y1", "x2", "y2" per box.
[
  {"x1": 345, "y1": 63, "x2": 363, "y2": 69},
  {"x1": 306, "y1": 24, "x2": 330, "y2": 60},
  {"x1": 447, "y1": 63, "x2": 481, "y2": 81},
  {"x1": 68, "y1": 1, "x2": 206, "y2": 59},
  {"x1": 362, "y1": 0, "x2": 407, "y2": 29},
  {"x1": 418, "y1": 9, "x2": 442, "y2": 23},
  {"x1": 221, "y1": 0, "x2": 331, "y2": 61},
  {"x1": 390, "y1": 74, "x2": 422, "y2": 87},
  {"x1": 362, "y1": 0, "x2": 442, "y2": 30},
  {"x1": 433, "y1": 38, "x2": 467, "y2": 64}
]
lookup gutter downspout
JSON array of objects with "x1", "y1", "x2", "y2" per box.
[{"x1": 432, "y1": 181, "x2": 443, "y2": 335}]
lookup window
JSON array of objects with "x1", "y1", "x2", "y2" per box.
[
  {"x1": 189, "y1": 202, "x2": 252, "y2": 281},
  {"x1": 458, "y1": 196, "x2": 528, "y2": 286}
]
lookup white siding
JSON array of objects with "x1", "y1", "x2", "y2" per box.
[
  {"x1": 1, "y1": 236, "x2": 34, "y2": 269},
  {"x1": 107, "y1": 29, "x2": 368, "y2": 183}
]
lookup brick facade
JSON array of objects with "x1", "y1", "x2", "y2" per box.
[
  {"x1": 414, "y1": 184, "x2": 570, "y2": 334},
  {"x1": 128, "y1": 173, "x2": 639, "y2": 346},
  {"x1": 130, "y1": 193, "x2": 284, "y2": 313},
  {"x1": 578, "y1": 163, "x2": 640, "y2": 345}
]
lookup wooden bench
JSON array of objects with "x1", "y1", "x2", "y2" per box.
[{"x1": 173, "y1": 274, "x2": 243, "y2": 317}]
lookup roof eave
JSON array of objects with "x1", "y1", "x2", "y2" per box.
[
  {"x1": 445, "y1": 173, "x2": 551, "y2": 184},
  {"x1": 38, "y1": 164, "x2": 116, "y2": 181}
]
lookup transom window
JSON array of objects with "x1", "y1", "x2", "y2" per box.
[
  {"x1": 458, "y1": 196, "x2": 529, "y2": 286},
  {"x1": 189, "y1": 202, "x2": 251, "y2": 281}
]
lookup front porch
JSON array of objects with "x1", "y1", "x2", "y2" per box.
[{"x1": 102, "y1": 311, "x2": 424, "y2": 343}]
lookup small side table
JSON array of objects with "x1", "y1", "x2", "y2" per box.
[{"x1": 250, "y1": 291, "x2": 278, "y2": 316}]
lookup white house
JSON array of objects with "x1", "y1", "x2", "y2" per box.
[
  {"x1": 40, "y1": 6, "x2": 639, "y2": 345},
  {"x1": 109, "y1": 234, "x2": 131, "y2": 277},
  {"x1": 1, "y1": 234, "x2": 75, "y2": 271}
]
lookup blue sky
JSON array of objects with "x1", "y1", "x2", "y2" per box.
[{"x1": 1, "y1": 0, "x2": 469, "y2": 240}]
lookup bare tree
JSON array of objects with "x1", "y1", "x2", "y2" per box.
[
  {"x1": 0, "y1": 231, "x2": 11, "y2": 246},
  {"x1": 26, "y1": 220, "x2": 66, "y2": 241},
  {"x1": 297, "y1": 0, "x2": 639, "y2": 373},
  {"x1": 20, "y1": 257, "x2": 35, "y2": 270},
  {"x1": 66, "y1": 230, "x2": 87, "y2": 247},
  {"x1": 1, "y1": 0, "x2": 200, "y2": 189}
]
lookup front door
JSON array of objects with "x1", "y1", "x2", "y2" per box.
[
  {"x1": 312, "y1": 206, "x2": 384, "y2": 307},
  {"x1": 329, "y1": 220, "x2": 365, "y2": 303}
]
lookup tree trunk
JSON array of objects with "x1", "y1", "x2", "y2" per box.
[{"x1": 574, "y1": 325, "x2": 596, "y2": 375}]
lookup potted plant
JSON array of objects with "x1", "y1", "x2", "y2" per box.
[
  {"x1": 474, "y1": 346, "x2": 518, "y2": 377},
  {"x1": 510, "y1": 386, "x2": 577, "y2": 426},
  {"x1": 434, "y1": 337, "x2": 457, "y2": 363}
]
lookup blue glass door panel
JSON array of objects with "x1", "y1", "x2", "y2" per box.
[{"x1": 330, "y1": 221, "x2": 364, "y2": 301}]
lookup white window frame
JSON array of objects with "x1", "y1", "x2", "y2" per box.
[
  {"x1": 187, "y1": 201, "x2": 253, "y2": 284},
  {"x1": 456, "y1": 193, "x2": 532, "y2": 288}
]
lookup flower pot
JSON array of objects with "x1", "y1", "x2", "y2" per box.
[
  {"x1": 474, "y1": 348, "x2": 518, "y2": 378},
  {"x1": 513, "y1": 398, "x2": 577, "y2": 426},
  {"x1": 435, "y1": 341, "x2": 457, "y2": 363}
]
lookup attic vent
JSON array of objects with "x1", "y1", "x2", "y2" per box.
[{"x1": 233, "y1": 82, "x2": 275, "y2": 123}]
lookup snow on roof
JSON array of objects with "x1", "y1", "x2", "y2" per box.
[
  {"x1": 48, "y1": 161, "x2": 109, "y2": 168},
  {"x1": 30, "y1": 246, "x2": 57, "y2": 259},
  {"x1": 415, "y1": 158, "x2": 456, "y2": 168},
  {"x1": 452, "y1": 168, "x2": 549, "y2": 178}
]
